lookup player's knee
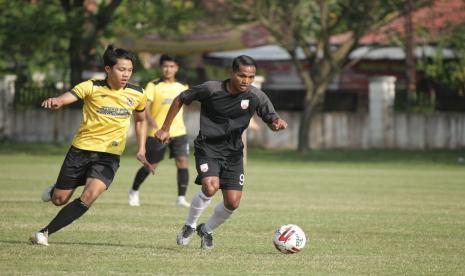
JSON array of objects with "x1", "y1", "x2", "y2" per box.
[
  {"x1": 224, "y1": 200, "x2": 240, "y2": 211},
  {"x1": 202, "y1": 186, "x2": 217, "y2": 197},
  {"x1": 80, "y1": 190, "x2": 103, "y2": 206},
  {"x1": 51, "y1": 196, "x2": 69, "y2": 206},
  {"x1": 175, "y1": 158, "x2": 188, "y2": 168}
]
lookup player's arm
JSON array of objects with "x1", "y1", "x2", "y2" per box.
[
  {"x1": 155, "y1": 95, "x2": 183, "y2": 144},
  {"x1": 145, "y1": 100, "x2": 158, "y2": 130},
  {"x1": 41, "y1": 92, "x2": 78, "y2": 109},
  {"x1": 255, "y1": 90, "x2": 288, "y2": 131},
  {"x1": 134, "y1": 111, "x2": 155, "y2": 174}
]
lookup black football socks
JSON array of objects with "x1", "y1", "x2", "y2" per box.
[
  {"x1": 40, "y1": 198, "x2": 89, "y2": 235},
  {"x1": 132, "y1": 166, "x2": 150, "y2": 191},
  {"x1": 177, "y1": 168, "x2": 189, "y2": 196}
]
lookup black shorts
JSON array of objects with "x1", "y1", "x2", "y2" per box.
[
  {"x1": 146, "y1": 135, "x2": 189, "y2": 164},
  {"x1": 55, "y1": 146, "x2": 120, "y2": 190},
  {"x1": 194, "y1": 155, "x2": 245, "y2": 191}
]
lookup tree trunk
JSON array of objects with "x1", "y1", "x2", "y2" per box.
[
  {"x1": 297, "y1": 102, "x2": 313, "y2": 153},
  {"x1": 297, "y1": 79, "x2": 329, "y2": 154},
  {"x1": 68, "y1": 30, "x2": 91, "y2": 86},
  {"x1": 69, "y1": 50, "x2": 84, "y2": 87}
]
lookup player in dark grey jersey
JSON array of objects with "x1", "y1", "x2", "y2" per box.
[{"x1": 155, "y1": 55, "x2": 287, "y2": 249}]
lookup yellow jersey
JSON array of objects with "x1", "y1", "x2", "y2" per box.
[
  {"x1": 70, "y1": 79, "x2": 147, "y2": 155},
  {"x1": 146, "y1": 80, "x2": 188, "y2": 137}
]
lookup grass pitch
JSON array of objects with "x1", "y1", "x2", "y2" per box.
[{"x1": 0, "y1": 144, "x2": 464, "y2": 275}]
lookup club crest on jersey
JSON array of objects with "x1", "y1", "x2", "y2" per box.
[
  {"x1": 200, "y1": 163, "x2": 209, "y2": 172},
  {"x1": 240, "y1": 99, "x2": 249, "y2": 109},
  {"x1": 127, "y1": 96, "x2": 135, "y2": 106}
]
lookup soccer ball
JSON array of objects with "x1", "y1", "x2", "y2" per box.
[{"x1": 272, "y1": 224, "x2": 306, "y2": 254}]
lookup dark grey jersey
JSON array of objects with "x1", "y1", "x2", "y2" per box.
[{"x1": 180, "y1": 80, "x2": 279, "y2": 158}]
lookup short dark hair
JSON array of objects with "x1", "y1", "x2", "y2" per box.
[
  {"x1": 159, "y1": 54, "x2": 178, "y2": 66},
  {"x1": 232, "y1": 55, "x2": 257, "y2": 72},
  {"x1": 103, "y1": 45, "x2": 135, "y2": 67}
]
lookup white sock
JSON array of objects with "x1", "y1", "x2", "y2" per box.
[
  {"x1": 185, "y1": 191, "x2": 212, "y2": 227},
  {"x1": 204, "y1": 202, "x2": 234, "y2": 233}
]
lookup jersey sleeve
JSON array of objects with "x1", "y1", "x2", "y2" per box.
[
  {"x1": 71, "y1": 80, "x2": 93, "y2": 99},
  {"x1": 255, "y1": 90, "x2": 279, "y2": 124},
  {"x1": 179, "y1": 82, "x2": 212, "y2": 105},
  {"x1": 135, "y1": 89, "x2": 147, "y2": 112}
]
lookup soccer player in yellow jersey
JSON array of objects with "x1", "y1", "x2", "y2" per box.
[
  {"x1": 128, "y1": 54, "x2": 190, "y2": 208},
  {"x1": 29, "y1": 45, "x2": 154, "y2": 246}
]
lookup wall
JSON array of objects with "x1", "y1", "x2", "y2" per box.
[
  {"x1": 246, "y1": 111, "x2": 465, "y2": 149},
  {"x1": 5, "y1": 107, "x2": 465, "y2": 150},
  {"x1": 2, "y1": 76, "x2": 464, "y2": 149}
]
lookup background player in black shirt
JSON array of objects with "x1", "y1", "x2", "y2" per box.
[{"x1": 156, "y1": 55, "x2": 287, "y2": 249}]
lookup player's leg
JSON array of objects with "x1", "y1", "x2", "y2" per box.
[
  {"x1": 39, "y1": 151, "x2": 118, "y2": 239},
  {"x1": 174, "y1": 156, "x2": 190, "y2": 207},
  {"x1": 196, "y1": 189, "x2": 241, "y2": 250},
  {"x1": 176, "y1": 157, "x2": 219, "y2": 246},
  {"x1": 31, "y1": 149, "x2": 119, "y2": 246},
  {"x1": 31, "y1": 146, "x2": 89, "y2": 246},
  {"x1": 38, "y1": 178, "x2": 105, "y2": 236},
  {"x1": 170, "y1": 136, "x2": 190, "y2": 207},
  {"x1": 129, "y1": 137, "x2": 163, "y2": 206},
  {"x1": 197, "y1": 156, "x2": 244, "y2": 249},
  {"x1": 204, "y1": 189, "x2": 241, "y2": 232}
]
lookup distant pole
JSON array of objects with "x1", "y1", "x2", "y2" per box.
[
  {"x1": 243, "y1": 75, "x2": 265, "y2": 165},
  {"x1": 405, "y1": 0, "x2": 417, "y2": 105}
]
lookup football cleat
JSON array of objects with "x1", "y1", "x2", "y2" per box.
[
  {"x1": 175, "y1": 197, "x2": 190, "y2": 208},
  {"x1": 41, "y1": 184, "x2": 54, "y2": 202},
  {"x1": 128, "y1": 189, "x2": 140, "y2": 206},
  {"x1": 196, "y1": 223, "x2": 214, "y2": 250},
  {"x1": 29, "y1": 231, "x2": 49, "y2": 246},
  {"x1": 176, "y1": 224, "x2": 195, "y2": 246}
]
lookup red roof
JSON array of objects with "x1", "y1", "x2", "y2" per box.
[{"x1": 333, "y1": 0, "x2": 465, "y2": 45}]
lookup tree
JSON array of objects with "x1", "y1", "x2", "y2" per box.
[
  {"x1": 0, "y1": 1, "x2": 68, "y2": 86},
  {"x1": 60, "y1": 0, "x2": 123, "y2": 86},
  {"x1": 0, "y1": 0, "x2": 123, "y2": 86},
  {"x1": 0, "y1": 0, "x2": 205, "y2": 87},
  {"x1": 212, "y1": 0, "x2": 407, "y2": 153},
  {"x1": 418, "y1": 22, "x2": 465, "y2": 97}
]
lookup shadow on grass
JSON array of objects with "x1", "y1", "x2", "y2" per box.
[{"x1": 2, "y1": 239, "x2": 180, "y2": 251}]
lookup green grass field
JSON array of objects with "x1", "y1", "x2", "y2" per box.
[{"x1": 0, "y1": 144, "x2": 464, "y2": 275}]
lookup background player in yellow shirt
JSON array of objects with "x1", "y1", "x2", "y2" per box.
[
  {"x1": 128, "y1": 54, "x2": 190, "y2": 208},
  {"x1": 30, "y1": 45, "x2": 154, "y2": 246}
]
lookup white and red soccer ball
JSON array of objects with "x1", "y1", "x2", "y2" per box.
[{"x1": 272, "y1": 224, "x2": 306, "y2": 254}]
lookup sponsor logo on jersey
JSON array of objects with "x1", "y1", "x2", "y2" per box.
[
  {"x1": 127, "y1": 96, "x2": 135, "y2": 106},
  {"x1": 241, "y1": 99, "x2": 249, "y2": 109},
  {"x1": 200, "y1": 163, "x2": 209, "y2": 172},
  {"x1": 96, "y1": 106, "x2": 130, "y2": 117},
  {"x1": 111, "y1": 141, "x2": 120, "y2": 147}
]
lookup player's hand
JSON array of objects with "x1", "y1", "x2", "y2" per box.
[
  {"x1": 270, "y1": 118, "x2": 288, "y2": 131},
  {"x1": 41, "y1": 97, "x2": 61, "y2": 109},
  {"x1": 155, "y1": 129, "x2": 170, "y2": 144},
  {"x1": 136, "y1": 152, "x2": 155, "y2": 175}
]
